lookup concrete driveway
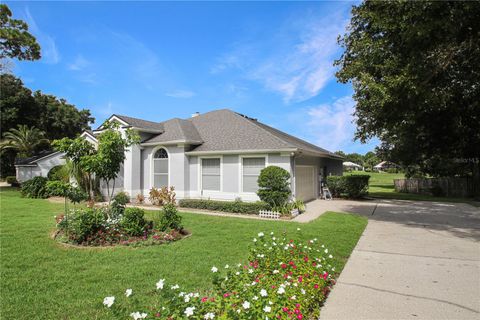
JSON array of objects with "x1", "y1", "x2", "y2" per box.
[{"x1": 316, "y1": 199, "x2": 480, "y2": 319}]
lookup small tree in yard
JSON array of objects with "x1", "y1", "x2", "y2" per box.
[{"x1": 257, "y1": 166, "x2": 291, "y2": 208}]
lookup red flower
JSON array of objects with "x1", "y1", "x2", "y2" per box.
[
  {"x1": 304, "y1": 257, "x2": 309, "y2": 262},
  {"x1": 281, "y1": 263, "x2": 287, "y2": 269},
  {"x1": 224, "y1": 293, "x2": 230, "y2": 298},
  {"x1": 201, "y1": 297, "x2": 208, "y2": 303},
  {"x1": 314, "y1": 284, "x2": 319, "y2": 289},
  {"x1": 297, "y1": 315, "x2": 303, "y2": 319},
  {"x1": 298, "y1": 276, "x2": 303, "y2": 283},
  {"x1": 282, "y1": 307, "x2": 289, "y2": 312}
]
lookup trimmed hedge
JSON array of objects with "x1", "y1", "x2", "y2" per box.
[
  {"x1": 326, "y1": 174, "x2": 370, "y2": 198},
  {"x1": 178, "y1": 199, "x2": 270, "y2": 214}
]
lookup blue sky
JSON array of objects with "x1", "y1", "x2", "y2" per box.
[{"x1": 7, "y1": 1, "x2": 378, "y2": 154}]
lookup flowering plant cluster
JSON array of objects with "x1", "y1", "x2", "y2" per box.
[
  {"x1": 55, "y1": 205, "x2": 187, "y2": 247},
  {"x1": 102, "y1": 231, "x2": 336, "y2": 319}
]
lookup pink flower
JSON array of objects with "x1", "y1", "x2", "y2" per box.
[
  {"x1": 281, "y1": 264, "x2": 287, "y2": 269},
  {"x1": 314, "y1": 284, "x2": 319, "y2": 289},
  {"x1": 282, "y1": 307, "x2": 289, "y2": 312},
  {"x1": 298, "y1": 276, "x2": 303, "y2": 283},
  {"x1": 297, "y1": 315, "x2": 303, "y2": 319}
]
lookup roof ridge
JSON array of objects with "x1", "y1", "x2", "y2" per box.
[{"x1": 114, "y1": 114, "x2": 162, "y2": 125}]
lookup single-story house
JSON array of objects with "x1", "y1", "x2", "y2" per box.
[
  {"x1": 17, "y1": 109, "x2": 343, "y2": 202},
  {"x1": 15, "y1": 150, "x2": 65, "y2": 182},
  {"x1": 343, "y1": 161, "x2": 363, "y2": 171},
  {"x1": 373, "y1": 161, "x2": 399, "y2": 172}
]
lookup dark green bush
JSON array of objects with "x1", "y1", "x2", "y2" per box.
[
  {"x1": 159, "y1": 203, "x2": 183, "y2": 231},
  {"x1": 178, "y1": 199, "x2": 269, "y2": 214},
  {"x1": 113, "y1": 191, "x2": 130, "y2": 205},
  {"x1": 120, "y1": 207, "x2": 147, "y2": 236},
  {"x1": 61, "y1": 208, "x2": 105, "y2": 243},
  {"x1": 6, "y1": 176, "x2": 19, "y2": 187},
  {"x1": 327, "y1": 175, "x2": 370, "y2": 198},
  {"x1": 21, "y1": 176, "x2": 49, "y2": 198},
  {"x1": 344, "y1": 175, "x2": 370, "y2": 198},
  {"x1": 257, "y1": 166, "x2": 291, "y2": 207},
  {"x1": 326, "y1": 176, "x2": 346, "y2": 197},
  {"x1": 46, "y1": 180, "x2": 70, "y2": 197},
  {"x1": 47, "y1": 165, "x2": 69, "y2": 182}
]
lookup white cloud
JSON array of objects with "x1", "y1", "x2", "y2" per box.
[
  {"x1": 165, "y1": 90, "x2": 195, "y2": 98},
  {"x1": 68, "y1": 54, "x2": 90, "y2": 71},
  {"x1": 211, "y1": 13, "x2": 348, "y2": 103},
  {"x1": 24, "y1": 7, "x2": 60, "y2": 64}
]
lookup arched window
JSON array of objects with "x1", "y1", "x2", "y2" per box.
[{"x1": 153, "y1": 148, "x2": 168, "y2": 187}]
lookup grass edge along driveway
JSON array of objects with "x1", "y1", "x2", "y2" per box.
[{"x1": 0, "y1": 187, "x2": 367, "y2": 319}]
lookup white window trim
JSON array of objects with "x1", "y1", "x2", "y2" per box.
[
  {"x1": 199, "y1": 155, "x2": 223, "y2": 192},
  {"x1": 239, "y1": 154, "x2": 268, "y2": 195},
  {"x1": 150, "y1": 146, "x2": 170, "y2": 189}
]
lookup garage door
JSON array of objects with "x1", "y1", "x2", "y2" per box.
[{"x1": 295, "y1": 166, "x2": 316, "y2": 202}]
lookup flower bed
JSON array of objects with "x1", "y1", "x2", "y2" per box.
[{"x1": 102, "y1": 231, "x2": 336, "y2": 319}]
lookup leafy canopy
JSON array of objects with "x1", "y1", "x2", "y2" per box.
[{"x1": 335, "y1": 1, "x2": 480, "y2": 178}]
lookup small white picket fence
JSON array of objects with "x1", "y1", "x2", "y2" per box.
[
  {"x1": 259, "y1": 209, "x2": 300, "y2": 219},
  {"x1": 259, "y1": 210, "x2": 281, "y2": 219}
]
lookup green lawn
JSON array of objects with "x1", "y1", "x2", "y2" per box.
[
  {"x1": 0, "y1": 187, "x2": 367, "y2": 319},
  {"x1": 345, "y1": 170, "x2": 479, "y2": 206}
]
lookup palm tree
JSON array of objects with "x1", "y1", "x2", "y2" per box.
[{"x1": 0, "y1": 125, "x2": 49, "y2": 158}]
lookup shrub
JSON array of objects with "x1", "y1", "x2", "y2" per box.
[
  {"x1": 6, "y1": 176, "x2": 19, "y2": 187},
  {"x1": 113, "y1": 191, "x2": 130, "y2": 205},
  {"x1": 257, "y1": 166, "x2": 291, "y2": 207},
  {"x1": 46, "y1": 180, "x2": 70, "y2": 197},
  {"x1": 136, "y1": 193, "x2": 145, "y2": 204},
  {"x1": 386, "y1": 168, "x2": 398, "y2": 174},
  {"x1": 60, "y1": 208, "x2": 106, "y2": 243},
  {"x1": 326, "y1": 176, "x2": 346, "y2": 197},
  {"x1": 149, "y1": 186, "x2": 176, "y2": 206},
  {"x1": 120, "y1": 208, "x2": 147, "y2": 236},
  {"x1": 178, "y1": 199, "x2": 270, "y2": 214},
  {"x1": 159, "y1": 203, "x2": 183, "y2": 231},
  {"x1": 102, "y1": 232, "x2": 336, "y2": 319},
  {"x1": 344, "y1": 175, "x2": 370, "y2": 198},
  {"x1": 47, "y1": 165, "x2": 69, "y2": 182},
  {"x1": 21, "y1": 176, "x2": 49, "y2": 198}
]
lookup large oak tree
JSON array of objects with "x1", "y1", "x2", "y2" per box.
[{"x1": 335, "y1": 1, "x2": 480, "y2": 186}]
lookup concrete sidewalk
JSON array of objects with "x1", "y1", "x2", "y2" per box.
[{"x1": 320, "y1": 200, "x2": 480, "y2": 319}]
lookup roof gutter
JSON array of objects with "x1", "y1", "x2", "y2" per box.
[{"x1": 185, "y1": 148, "x2": 298, "y2": 156}]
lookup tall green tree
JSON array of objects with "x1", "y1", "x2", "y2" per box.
[
  {"x1": 0, "y1": 4, "x2": 41, "y2": 69},
  {"x1": 0, "y1": 74, "x2": 94, "y2": 177},
  {"x1": 335, "y1": 1, "x2": 480, "y2": 183},
  {"x1": 0, "y1": 125, "x2": 49, "y2": 158}
]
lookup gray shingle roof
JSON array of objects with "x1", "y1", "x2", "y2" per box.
[
  {"x1": 142, "y1": 118, "x2": 202, "y2": 144},
  {"x1": 101, "y1": 109, "x2": 339, "y2": 158},
  {"x1": 15, "y1": 150, "x2": 59, "y2": 165},
  {"x1": 112, "y1": 114, "x2": 164, "y2": 132}
]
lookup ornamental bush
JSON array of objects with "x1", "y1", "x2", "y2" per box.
[
  {"x1": 326, "y1": 176, "x2": 345, "y2": 197},
  {"x1": 326, "y1": 175, "x2": 370, "y2": 198},
  {"x1": 21, "y1": 176, "x2": 49, "y2": 198},
  {"x1": 120, "y1": 208, "x2": 148, "y2": 236},
  {"x1": 178, "y1": 199, "x2": 269, "y2": 214},
  {"x1": 113, "y1": 191, "x2": 130, "y2": 205},
  {"x1": 101, "y1": 231, "x2": 336, "y2": 319},
  {"x1": 159, "y1": 203, "x2": 183, "y2": 232},
  {"x1": 257, "y1": 166, "x2": 291, "y2": 208}
]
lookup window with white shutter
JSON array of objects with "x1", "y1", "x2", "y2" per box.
[
  {"x1": 242, "y1": 157, "x2": 265, "y2": 193},
  {"x1": 201, "y1": 158, "x2": 221, "y2": 191}
]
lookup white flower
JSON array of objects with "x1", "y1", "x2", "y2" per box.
[
  {"x1": 324, "y1": 248, "x2": 328, "y2": 253},
  {"x1": 252, "y1": 295, "x2": 259, "y2": 300},
  {"x1": 291, "y1": 295, "x2": 296, "y2": 300},
  {"x1": 125, "y1": 289, "x2": 132, "y2": 297},
  {"x1": 277, "y1": 287, "x2": 285, "y2": 294},
  {"x1": 130, "y1": 312, "x2": 147, "y2": 320},
  {"x1": 225, "y1": 264, "x2": 229, "y2": 269},
  {"x1": 184, "y1": 306, "x2": 196, "y2": 317},
  {"x1": 211, "y1": 266, "x2": 218, "y2": 273},
  {"x1": 258, "y1": 232, "x2": 264, "y2": 237},
  {"x1": 260, "y1": 289, "x2": 268, "y2": 297},
  {"x1": 237, "y1": 263, "x2": 242, "y2": 267},
  {"x1": 171, "y1": 284, "x2": 180, "y2": 290},
  {"x1": 235, "y1": 271, "x2": 240, "y2": 275},
  {"x1": 103, "y1": 296, "x2": 115, "y2": 308},
  {"x1": 329, "y1": 254, "x2": 333, "y2": 259},
  {"x1": 263, "y1": 306, "x2": 272, "y2": 313},
  {"x1": 273, "y1": 270, "x2": 279, "y2": 274},
  {"x1": 179, "y1": 292, "x2": 186, "y2": 297},
  {"x1": 301, "y1": 289, "x2": 306, "y2": 295},
  {"x1": 184, "y1": 295, "x2": 191, "y2": 303},
  {"x1": 251, "y1": 281, "x2": 257, "y2": 286},
  {"x1": 248, "y1": 268, "x2": 253, "y2": 274},
  {"x1": 253, "y1": 238, "x2": 257, "y2": 242},
  {"x1": 269, "y1": 301, "x2": 273, "y2": 305},
  {"x1": 156, "y1": 279, "x2": 165, "y2": 290},
  {"x1": 297, "y1": 228, "x2": 301, "y2": 231},
  {"x1": 272, "y1": 237, "x2": 276, "y2": 240},
  {"x1": 204, "y1": 312, "x2": 215, "y2": 319},
  {"x1": 242, "y1": 301, "x2": 251, "y2": 309}
]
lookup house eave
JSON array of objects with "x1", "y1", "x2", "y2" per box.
[
  {"x1": 141, "y1": 140, "x2": 203, "y2": 147},
  {"x1": 185, "y1": 148, "x2": 298, "y2": 156}
]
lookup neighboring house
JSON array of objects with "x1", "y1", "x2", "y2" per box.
[
  {"x1": 17, "y1": 109, "x2": 343, "y2": 202},
  {"x1": 15, "y1": 151, "x2": 65, "y2": 182},
  {"x1": 343, "y1": 161, "x2": 363, "y2": 171},
  {"x1": 373, "y1": 161, "x2": 399, "y2": 172}
]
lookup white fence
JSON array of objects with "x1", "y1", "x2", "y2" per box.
[{"x1": 259, "y1": 210, "x2": 281, "y2": 219}]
